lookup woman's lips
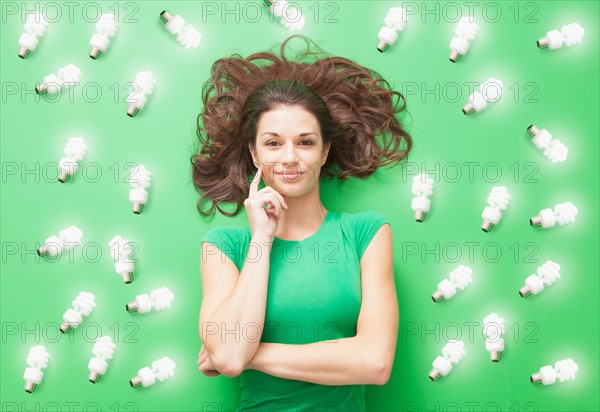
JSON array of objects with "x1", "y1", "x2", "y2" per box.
[{"x1": 277, "y1": 172, "x2": 304, "y2": 179}]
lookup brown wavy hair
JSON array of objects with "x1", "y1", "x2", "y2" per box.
[{"x1": 192, "y1": 35, "x2": 412, "y2": 216}]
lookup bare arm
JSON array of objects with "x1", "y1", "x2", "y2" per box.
[{"x1": 245, "y1": 224, "x2": 398, "y2": 385}]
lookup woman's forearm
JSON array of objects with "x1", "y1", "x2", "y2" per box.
[
  {"x1": 245, "y1": 336, "x2": 391, "y2": 386},
  {"x1": 201, "y1": 236, "x2": 273, "y2": 376}
]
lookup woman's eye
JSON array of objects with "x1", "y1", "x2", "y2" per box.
[{"x1": 266, "y1": 141, "x2": 313, "y2": 146}]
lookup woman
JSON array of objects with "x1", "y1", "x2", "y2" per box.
[{"x1": 193, "y1": 35, "x2": 412, "y2": 411}]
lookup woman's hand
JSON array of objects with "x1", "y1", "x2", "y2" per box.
[
  {"x1": 245, "y1": 166, "x2": 288, "y2": 239},
  {"x1": 198, "y1": 346, "x2": 221, "y2": 377}
]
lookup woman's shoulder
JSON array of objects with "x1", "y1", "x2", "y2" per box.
[
  {"x1": 201, "y1": 225, "x2": 251, "y2": 244},
  {"x1": 337, "y1": 209, "x2": 389, "y2": 226}
]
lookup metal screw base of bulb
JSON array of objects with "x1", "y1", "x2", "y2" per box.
[
  {"x1": 37, "y1": 245, "x2": 50, "y2": 256},
  {"x1": 126, "y1": 105, "x2": 139, "y2": 117},
  {"x1": 519, "y1": 285, "x2": 531, "y2": 297},
  {"x1": 89, "y1": 371, "x2": 101, "y2": 383},
  {"x1": 60, "y1": 322, "x2": 73, "y2": 334},
  {"x1": 18, "y1": 47, "x2": 31, "y2": 59},
  {"x1": 431, "y1": 290, "x2": 444, "y2": 302},
  {"x1": 449, "y1": 50, "x2": 461, "y2": 63},
  {"x1": 160, "y1": 10, "x2": 174, "y2": 23},
  {"x1": 536, "y1": 38, "x2": 549, "y2": 49},
  {"x1": 58, "y1": 170, "x2": 70, "y2": 183},
  {"x1": 527, "y1": 125, "x2": 540, "y2": 137},
  {"x1": 415, "y1": 210, "x2": 425, "y2": 222},
  {"x1": 25, "y1": 381, "x2": 36, "y2": 393},
  {"x1": 376, "y1": 40, "x2": 389, "y2": 53},
  {"x1": 529, "y1": 216, "x2": 542, "y2": 227},
  {"x1": 35, "y1": 82, "x2": 49, "y2": 95},
  {"x1": 121, "y1": 272, "x2": 133, "y2": 284},
  {"x1": 429, "y1": 369, "x2": 442, "y2": 381},
  {"x1": 530, "y1": 372, "x2": 543, "y2": 383},
  {"x1": 130, "y1": 375, "x2": 143, "y2": 387},
  {"x1": 89, "y1": 47, "x2": 102, "y2": 60},
  {"x1": 132, "y1": 203, "x2": 143, "y2": 214},
  {"x1": 481, "y1": 219, "x2": 493, "y2": 232},
  {"x1": 462, "y1": 102, "x2": 475, "y2": 115},
  {"x1": 490, "y1": 351, "x2": 500, "y2": 362},
  {"x1": 126, "y1": 301, "x2": 138, "y2": 312}
]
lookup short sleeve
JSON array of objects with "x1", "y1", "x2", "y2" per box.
[
  {"x1": 354, "y1": 211, "x2": 391, "y2": 260},
  {"x1": 201, "y1": 227, "x2": 246, "y2": 271}
]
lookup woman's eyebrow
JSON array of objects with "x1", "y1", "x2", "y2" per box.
[{"x1": 261, "y1": 132, "x2": 318, "y2": 137}]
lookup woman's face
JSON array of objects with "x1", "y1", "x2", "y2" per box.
[{"x1": 249, "y1": 105, "x2": 330, "y2": 197}]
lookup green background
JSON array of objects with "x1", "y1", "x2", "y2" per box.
[{"x1": 1, "y1": 1, "x2": 598, "y2": 411}]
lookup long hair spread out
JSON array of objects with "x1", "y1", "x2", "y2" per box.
[{"x1": 192, "y1": 35, "x2": 413, "y2": 216}]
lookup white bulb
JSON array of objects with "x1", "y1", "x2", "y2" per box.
[
  {"x1": 23, "y1": 345, "x2": 50, "y2": 393},
  {"x1": 35, "y1": 64, "x2": 81, "y2": 95},
  {"x1": 527, "y1": 125, "x2": 568, "y2": 163},
  {"x1": 429, "y1": 340, "x2": 465, "y2": 381},
  {"x1": 129, "y1": 165, "x2": 152, "y2": 214},
  {"x1": 108, "y1": 236, "x2": 135, "y2": 284},
  {"x1": 130, "y1": 356, "x2": 176, "y2": 388},
  {"x1": 126, "y1": 287, "x2": 174, "y2": 314},
  {"x1": 126, "y1": 71, "x2": 156, "y2": 117},
  {"x1": 58, "y1": 137, "x2": 87, "y2": 183},
  {"x1": 264, "y1": 1, "x2": 305, "y2": 31},
  {"x1": 432, "y1": 265, "x2": 473, "y2": 302},
  {"x1": 377, "y1": 7, "x2": 407, "y2": 52},
  {"x1": 37, "y1": 225, "x2": 83, "y2": 257},
  {"x1": 89, "y1": 13, "x2": 118, "y2": 59},
  {"x1": 463, "y1": 77, "x2": 503, "y2": 115},
  {"x1": 531, "y1": 358, "x2": 578, "y2": 385},
  {"x1": 88, "y1": 336, "x2": 116, "y2": 383},
  {"x1": 18, "y1": 13, "x2": 48, "y2": 59},
  {"x1": 537, "y1": 23, "x2": 584, "y2": 50},
  {"x1": 530, "y1": 201, "x2": 578, "y2": 228},
  {"x1": 159, "y1": 10, "x2": 201, "y2": 47},
  {"x1": 481, "y1": 186, "x2": 511, "y2": 232},
  {"x1": 411, "y1": 173, "x2": 433, "y2": 222},
  {"x1": 483, "y1": 313, "x2": 505, "y2": 362},
  {"x1": 519, "y1": 260, "x2": 561, "y2": 297},
  {"x1": 61, "y1": 291, "x2": 96, "y2": 333},
  {"x1": 449, "y1": 16, "x2": 478, "y2": 62}
]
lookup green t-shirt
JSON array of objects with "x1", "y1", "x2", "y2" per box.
[{"x1": 201, "y1": 210, "x2": 391, "y2": 412}]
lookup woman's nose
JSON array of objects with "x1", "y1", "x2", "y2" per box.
[{"x1": 280, "y1": 143, "x2": 299, "y2": 164}]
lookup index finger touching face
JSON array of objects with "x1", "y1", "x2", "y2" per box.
[{"x1": 249, "y1": 166, "x2": 262, "y2": 197}]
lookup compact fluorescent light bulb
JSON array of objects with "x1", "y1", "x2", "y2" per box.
[
  {"x1": 108, "y1": 236, "x2": 135, "y2": 283},
  {"x1": 537, "y1": 23, "x2": 584, "y2": 50},
  {"x1": 530, "y1": 358, "x2": 578, "y2": 385},
  {"x1": 23, "y1": 345, "x2": 50, "y2": 393},
  {"x1": 129, "y1": 165, "x2": 152, "y2": 214},
  {"x1": 60, "y1": 291, "x2": 96, "y2": 333},
  {"x1": 530, "y1": 201, "x2": 577, "y2": 228},
  {"x1": 126, "y1": 71, "x2": 156, "y2": 117},
  {"x1": 35, "y1": 64, "x2": 81, "y2": 94},
  {"x1": 462, "y1": 77, "x2": 503, "y2": 115},
  {"x1": 527, "y1": 125, "x2": 568, "y2": 163},
  {"x1": 481, "y1": 186, "x2": 511, "y2": 232},
  {"x1": 483, "y1": 313, "x2": 505, "y2": 362},
  {"x1": 126, "y1": 287, "x2": 174, "y2": 313},
  {"x1": 264, "y1": 0, "x2": 305, "y2": 31},
  {"x1": 432, "y1": 265, "x2": 473, "y2": 302},
  {"x1": 37, "y1": 225, "x2": 83, "y2": 256},
  {"x1": 411, "y1": 173, "x2": 433, "y2": 222},
  {"x1": 88, "y1": 336, "x2": 116, "y2": 383},
  {"x1": 519, "y1": 260, "x2": 561, "y2": 297},
  {"x1": 18, "y1": 13, "x2": 48, "y2": 59},
  {"x1": 89, "y1": 13, "x2": 118, "y2": 59},
  {"x1": 449, "y1": 16, "x2": 478, "y2": 62},
  {"x1": 130, "y1": 356, "x2": 176, "y2": 388},
  {"x1": 58, "y1": 137, "x2": 87, "y2": 182},
  {"x1": 377, "y1": 7, "x2": 407, "y2": 52},
  {"x1": 429, "y1": 340, "x2": 465, "y2": 381},
  {"x1": 159, "y1": 10, "x2": 201, "y2": 47}
]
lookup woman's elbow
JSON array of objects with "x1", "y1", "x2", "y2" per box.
[
  {"x1": 212, "y1": 353, "x2": 245, "y2": 378},
  {"x1": 369, "y1": 357, "x2": 393, "y2": 385}
]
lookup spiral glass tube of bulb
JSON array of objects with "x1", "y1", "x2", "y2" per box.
[
  {"x1": 61, "y1": 291, "x2": 96, "y2": 333},
  {"x1": 530, "y1": 201, "x2": 578, "y2": 228},
  {"x1": 449, "y1": 16, "x2": 478, "y2": 62},
  {"x1": 432, "y1": 265, "x2": 473, "y2": 302},
  {"x1": 537, "y1": 23, "x2": 584, "y2": 49},
  {"x1": 377, "y1": 7, "x2": 407, "y2": 52},
  {"x1": 519, "y1": 260, "x2": 561, "y2": 297},
  {"x1": 126, "y1": 287, "x2": 174, "y2": 313},
  {"x1": 108, "y1": 236, "x2": 135, "y2": 283},
  {"x1": 527, "y1": 125, "x2": 568, "y2": 163},
  {"x1": 530, "y1": 358, "x2": 578, "y2": 385},
  {"x1": 88, "y1": 336, "x2": 116, "y2": 383},
  {"x1": 429, "y1": 340, "x2": 465, "y2": 381},
  {"x1": 18, "y1": 13, "x2": 48, "y2": 59},
  {"x1": 264, "y1": 1, "x2": 305, "y2": 31},
  {"x1": 463, "y1": 77, "x2": 503, "y2": 115},
  {"x1": 483, "y1": 313, "x2": 505, "y2": 362},
  {"x1": 411, "y1": 173, "x2": 433, "y2": 222},
  {"x1": 126, "y1": 71, "x2": 156, "y2": 117},
  {"x1": 89, "y1": 13, "x2": 118, "y2": 59},
  {"x1": 35, "y1": 64, "x2": 81, "y2": 94},
  {"x1": 129, "y1": 165, "x2": 151, "y2": 214},
  {"x1": 481, "y1": 186, "x2": 511, "y2": 232},
  {"x1": 23, "y1": 345, "x2": 50, "y2": 393},
  {"x1": 37, "y1": 225, "x2": 83, "y2": 256},
  {"x1": 58, "y1": 137, "x2": 87, "y2": 182},
  {"x1": 130, "y1": 356, "x2": 176, "y2": 388},
  {"x1": 159, "y1": 10, "x2": 201, "y2": 48}
]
